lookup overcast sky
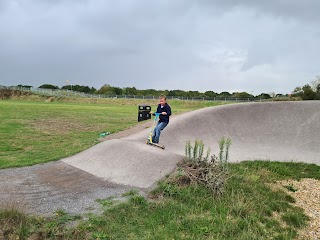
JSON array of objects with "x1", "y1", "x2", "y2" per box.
[{"x1": 0, "y1": 0, "x2": 319, "y2": 94}]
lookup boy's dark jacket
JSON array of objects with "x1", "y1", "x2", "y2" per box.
[{"x1": 156, "y1": 103, "x2": 171, "y2": 124}]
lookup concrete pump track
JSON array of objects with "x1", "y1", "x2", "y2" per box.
[{"x1": 0, "y1": 101, "x2": 319, "y2": 215}]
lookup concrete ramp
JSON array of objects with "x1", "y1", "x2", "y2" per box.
[
  {"x1": 63, "y1": 101, "x2": 320, "y2": 190},
  {"x1": 62, "y1": 139, "x2": 182, "y2": 189},
  {"x1": 149, "y1": 101, "x2": 320, "y2": 164}
]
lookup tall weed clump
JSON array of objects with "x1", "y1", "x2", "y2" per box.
[{"x1": 181, "y1": 137, "x2": 232, "y2": 195}]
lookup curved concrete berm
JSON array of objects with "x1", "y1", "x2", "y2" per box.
[{"x1": 64, "y1": 101, "x2": 320, "y2": 189}]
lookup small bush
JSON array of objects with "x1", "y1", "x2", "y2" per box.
[{"x1": 180, "y1": 137, "x2": 231, "y2": 195}]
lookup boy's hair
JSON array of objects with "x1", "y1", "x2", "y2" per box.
[{"x1": 159, "y1": 94, "x2": 166, "y2": 100}]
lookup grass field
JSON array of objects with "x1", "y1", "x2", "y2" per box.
[
  {"x1": 0, "y1": 98, "x2": 226, "y2": 169},
  {"x1": 1, "y1": 161, "x2": 319, "y2": 239}
]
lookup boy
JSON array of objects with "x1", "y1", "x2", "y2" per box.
[{"x1": 152, "y1": 95, "x2": 171, "y2": 144}]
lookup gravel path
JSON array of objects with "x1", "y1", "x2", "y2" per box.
[{"x1": 278, "y1": 178, "x2": 320, "y2": 240}]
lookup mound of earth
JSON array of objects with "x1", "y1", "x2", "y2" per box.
[{"x1": 0, "y1": 89, "x2": 32, "y2": 99}]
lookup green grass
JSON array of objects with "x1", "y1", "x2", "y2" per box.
[
  {"x1": 1, "y1": 161, "x2": 319, "y2": 239},
  {"x1": 0, "y1": 98, "x2": 226, "y2": 169}
]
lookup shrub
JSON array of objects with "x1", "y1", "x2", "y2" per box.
[{"x1": 180, "y1": 137, "x2": 231, "y2": 195}]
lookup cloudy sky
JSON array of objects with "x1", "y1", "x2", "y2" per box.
[{"x1": 0, "y1": 0, "x2": 319, "y2": 94}]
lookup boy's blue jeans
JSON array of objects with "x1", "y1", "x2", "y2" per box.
[{"x1": 152, "y1": 121, "x2": 168, "y2": 143}]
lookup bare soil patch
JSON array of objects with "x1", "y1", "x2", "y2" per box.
[{"x1": 28, "y1": 118, "x2": 105, "y2": 134}]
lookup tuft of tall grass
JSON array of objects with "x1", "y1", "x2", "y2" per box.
[{"x1": 185, "y1": 139, "x2": 210, "y2": 162}]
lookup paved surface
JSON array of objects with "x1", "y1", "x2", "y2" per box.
[
  {"x1": 1, "y1": 101, "x2": 319, "y2": 215},
  {"x1": 0, "y1": 161, "x2": 130, "y2": 215}
]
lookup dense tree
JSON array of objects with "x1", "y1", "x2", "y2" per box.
[
  {"x1": 219, "y1": 92, "x2": 231, "y2": 98},
  {"x1": 168, "y1": 90, "x2": 186, "y2": 97},
  {"x1": 123, "y1": 87, "x2": 137, "y2": 95},
  {"x1": 204, "y1": 91, "x2": 218, "y2": 98},
  {"x1": 143, "y1": 89, "x2": 159, "y2": 96},
  {"x1": 301, "y1": 85, "x2": 317, "y2": 100},
  {"x1": 310, "y1": 75, "x2": 320, "y2": 92},
  {"x1": 255, "y1": 93, "x2": 271, "y2": 99},
  {"x1": 39, "y1": 84, "x2": 59, "y2": 89},
  {"x1": 61, "y1": 85, "x2": 95, "y2": 93},
  {"x1": 232, "y1": 92, "x2": 253, "y2": 99},
  {"x1": 96, "y1": 84, "x2": 123, "y2": 95},
  {"x1": 161, "y1": 90, "x2": 170, "y2": 96},
  {"x1": 293, "y1": 84, "x2": 318, "y2": 100},
  {"x1": 16, "y1": 84, "x2": 33, "y2": 90},
  {"x1": 96, "y1": 84, "x2": 112, "y2": 94},
  {"x1": 90, "y1": 87, "x2": 96, "y2": 94},
  {"x1": 113, "y1": 87, "x2": 123, "y2": 95},
  {"x1": 186, "y1": 91, "x2": 201, "y2": 97}
]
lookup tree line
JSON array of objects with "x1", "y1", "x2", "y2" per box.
[
  {"x1": 13, "y1": 76, "x2": 320, "y2": 100},
  {"x1": 34, "y1": 84, "x2": 273, "y2": 99},
  {"x1": 291, "y1": 76, "x2": 320, "y2": 100}
]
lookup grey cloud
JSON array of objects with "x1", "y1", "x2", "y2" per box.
[
  {"x1": 0, "y1": 0, "x2": 319, "y2": 94},
  {"x1": 200, "y1": 0, "x2": 320, "y2": 23}
]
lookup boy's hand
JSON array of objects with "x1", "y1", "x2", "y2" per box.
[{"x1": 161, "y1": 112, "x2": 167, "y2": 115}]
